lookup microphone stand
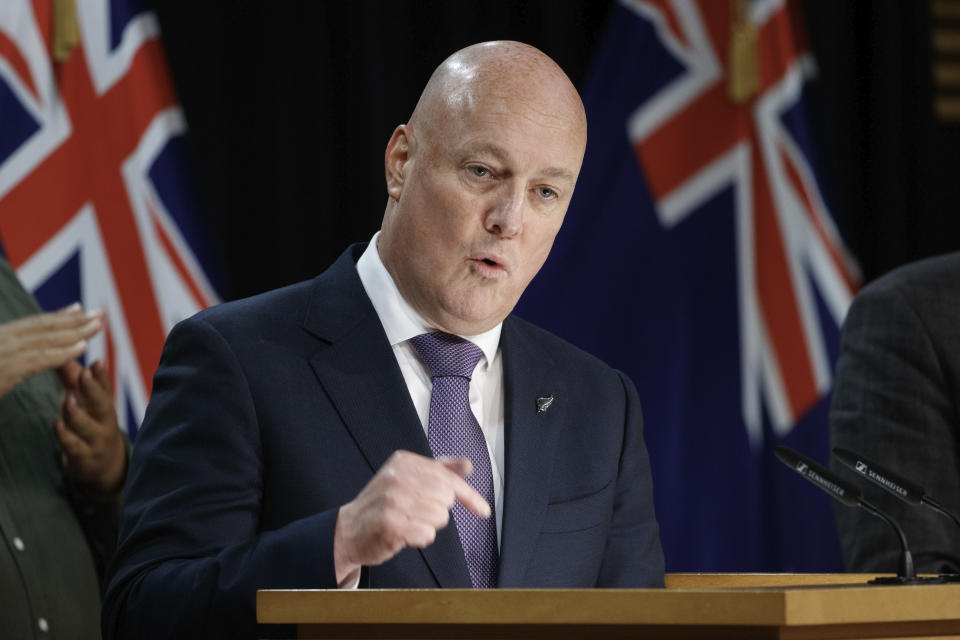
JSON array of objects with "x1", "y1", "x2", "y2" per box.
[
  {"x1": 832, "y1": 448, "x2": 960, "y2": 582},
  {"x1": 857, "y1": 499, "x2": 916, "y2": 583},
  {"x1": 922, "y1": 496, "x2": 960, "y2": 531},
  {"x1": 775, "y1": 446, "x2": 955, "y2": 584}
]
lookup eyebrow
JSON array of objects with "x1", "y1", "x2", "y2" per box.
[
  {"x1": 462, "y1": 143, "x2": 577, "y2": 182},
  {"x1": 539, "y1": 166, "x2": 576, "y2": 181}
]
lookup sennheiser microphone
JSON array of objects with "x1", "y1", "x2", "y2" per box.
[
  {"x1": 833, "y1": 447, "x2": 960, "y2": 531},
  {"x1": 774, "y1": 446, "x2": 917, "y2": 581}
]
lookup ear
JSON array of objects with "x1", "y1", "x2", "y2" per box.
[{"x1": 384, "y1": 124, "x2": 411, "y2": 200}]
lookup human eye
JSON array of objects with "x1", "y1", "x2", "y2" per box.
[
  {"x1": 467, "y1": 165, "x2": 491, "y2": 178},
  {"x1": 536, "y1": 186, "x2": 558, "y2": 200}
]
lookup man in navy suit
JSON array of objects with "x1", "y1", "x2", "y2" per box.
[{"x1": 103, "y1": 41, "x2": 664, "y2": 639}]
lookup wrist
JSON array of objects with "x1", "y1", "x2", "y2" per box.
[
  {"x1": 333, "y1": 505, "x2": 362, "y2": 585},
  {"x1": 90, "y1": 434, "x2": 129, "y2": 496}
]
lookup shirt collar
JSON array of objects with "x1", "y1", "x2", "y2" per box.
[{"x1": 356, "y1": 232, "x2": 502, "y2": 366}]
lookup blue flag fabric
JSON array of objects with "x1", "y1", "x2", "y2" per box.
[
  {"x1": 517, "y1": 0, "x2": 860, "y2": 571},
  {"x1": 0, "y1": 0, "x2": 221, "y2": 439}
]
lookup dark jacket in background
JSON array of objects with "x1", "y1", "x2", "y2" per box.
[{"x1": 830, "y1": 252, "x2": 960, "y2": 574}]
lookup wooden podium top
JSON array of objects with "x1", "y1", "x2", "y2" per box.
[{"x1": 258, "y1": 575, "x2": 960, "y2": 639}]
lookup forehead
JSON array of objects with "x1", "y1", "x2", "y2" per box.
[{"x1": 436, "y1": 91, "x2": 585, "y2": 180}]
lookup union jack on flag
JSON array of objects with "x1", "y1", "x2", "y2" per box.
[
  {"x1": 628, "y1": 0, "x2": 860, "y2": 445},
  {"x1": 0, "y1": 0, "x2": 219, "y2": 438},
  {"x1": 516, "y1": 0, "x2": 860, "y2": 570}
]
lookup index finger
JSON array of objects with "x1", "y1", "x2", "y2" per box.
[
  {"x1": 77, "y1": 366, "x2": 113, "y2": 419},
  {"x1": 437, "y1": 456, "x2": 473, "y2": 478},
  {"x1": 436, "y1": 459, "x2": 492, "y2": 519},
  {"x1": 90, "y1": 359, "x2": 113, "y2": 394},
  {"x1": 7, "y1": 307, "x2": 102, "y2": 336}
]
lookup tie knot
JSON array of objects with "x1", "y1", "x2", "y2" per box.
[{"x1": 409, "y1": 332, "x2": 483, "y2": 380}]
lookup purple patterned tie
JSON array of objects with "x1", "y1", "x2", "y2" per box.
[{"x1": 409, "y1": 331, "x2": 498, "y2": 588}]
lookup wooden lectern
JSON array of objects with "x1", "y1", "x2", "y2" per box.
[{"x1": 257, "y1": 574, "x2": 960, "y2": 639}]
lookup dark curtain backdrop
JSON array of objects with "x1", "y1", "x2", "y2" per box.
[
  {"x1": 155, "y1": 1, "x2": 613, "y2": 299},
  {"x1": 156, "y1": 2, "x2": 960, "y2": 302},
  {"x1": 803, "y1": 1, "x2": 960, "y2": 283}
]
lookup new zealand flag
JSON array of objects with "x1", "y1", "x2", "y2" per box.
[
  {"x1": 518, "y1": 0, "x2": 860, "y2": 570},
  {"x1": 0, "y1": 0, "x2": 220, "y2": 439}
]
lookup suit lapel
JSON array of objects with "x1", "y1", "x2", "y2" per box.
[
  {"x1": 302, "y1": 246, "x2": 471, "y2": 588},
  {"x1": 497, "y1": 318, "x2": 563, "y2": 587}
]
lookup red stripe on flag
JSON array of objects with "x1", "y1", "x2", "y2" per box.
[
  {"x1": 642, "y1": 0, "x2": 691, "y2": 51},
  {"x1": 30, "y1": 0, "x2": 52, "y2": 54},
  {"x1": 779, "y1": 144, "x2": 859, "y2": 296},
  {"x1": 634, "y1": 83, "x2": 743, "y2": 199},
  {"x1": 696, "y1": 0, "x2": 732, "y2": 65},
  {"x1": 751, "y1": 137, "x2": 818, "y2": 418},
  {"x1": 148, "y1": 198, "x2": 209, "y2": 310},
  {"x1": 757, "y1": 3, "x2": 801, "y2": 91},
  {"x1": 0, "y1": 30, "x2": 39, "y2": 102}
]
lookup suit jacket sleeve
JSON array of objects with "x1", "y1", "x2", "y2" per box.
[
  {"x1": 829, "y1": 275, "x2": 960, "y2": 574},
  {"x1": 102, "y1": 316, "x2": 340, "y2": 640}
]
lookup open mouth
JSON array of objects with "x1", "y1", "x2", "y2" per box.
[{"x1": 471, "y1": 256, "x2": 507, "y2": 277}]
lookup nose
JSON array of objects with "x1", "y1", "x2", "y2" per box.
[{"x1": 484, "y1": 189, "x2": 524, "y2": 238}]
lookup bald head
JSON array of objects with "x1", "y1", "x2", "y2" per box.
[
  {"x1": 378, "y1": 41, "x2": 587, "y2": 335},
  {"x1": 409, "y1": 41, "x2": 586, "y2": 153}
]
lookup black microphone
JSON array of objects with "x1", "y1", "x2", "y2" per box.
[
  {"x1": 833, "y1": 447, "x2": 960, "y2": 531},
  {"x1": 774, "y1": 446, "x2": 917, "y2": 581}
]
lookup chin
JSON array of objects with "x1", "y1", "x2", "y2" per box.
[
  {"x1": 436, "y1": 299, "x2": 511, "y2": 336},
  {"x1": 433, "y1": 313, "x2": 494, "y2": 336}
]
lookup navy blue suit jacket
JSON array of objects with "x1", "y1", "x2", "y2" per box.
[{"x1": 102, "y1": 245, "x2": 664, "y2": 639}]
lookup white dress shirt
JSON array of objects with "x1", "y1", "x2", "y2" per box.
[{"x1": 356, "y1": 232, "x2": 505, "y2": 544}]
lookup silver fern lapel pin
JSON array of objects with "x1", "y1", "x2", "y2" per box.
[{"x1": 536, "y1": 395, "x2": 554, "y2": 413}]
